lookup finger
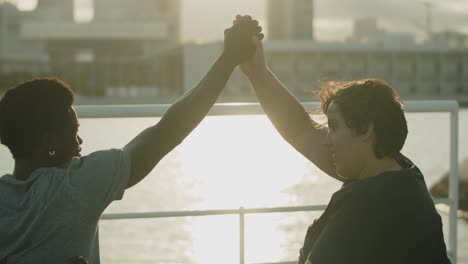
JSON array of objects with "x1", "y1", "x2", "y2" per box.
[
  {"x1": 245, "y1": 23, "x2": 261, "y2": 37},
  {"x1": 252, "y1": 35, "x2": 262, "y2": 43},
  {"x1": 234, "y1": 15, "x2": 242, "y2": 25},
  {"x1": 237, "y1": 15, "x2": 252, "y2": 24},
  {"x1": 258, "y1": 33, "x2": 265, "y2": 40},
  {"x1": 252, "y1": 20, "x2": 259, "y2": 27},
  {"x1": 254, "y1": 26, "x2": 262, "y2": 34},
  {"x1": 237, "y1": 15, "x2": 249, "y2": 23}
]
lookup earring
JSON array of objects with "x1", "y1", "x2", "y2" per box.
[{"x1": 49, "y1": 150, "x2": 56, "y2": 156}]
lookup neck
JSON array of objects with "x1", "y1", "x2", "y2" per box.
[
  {"x1": 13, "y1": 160, "x2": 42, "y2": 180},
  {"x1": 358, "y1": 155, "x2": 402, "y2": 180}
]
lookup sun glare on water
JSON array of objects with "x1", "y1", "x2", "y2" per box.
[
  {"x1": 180, "y1": 115, "x2": 306, "y2": 208},
  {"x1": 179, "y1": 115, "x2": 307, "y2": 263}
]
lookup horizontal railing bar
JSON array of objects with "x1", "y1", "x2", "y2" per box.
[
  {"x1": 101, "y1": 209, "x2": 241, "y2": 220},
  {"x1": 253, "y1": 262, "x2": 296, "y2": 264},
  {"x1": 75, "y1": 100, "x2": 459, "y2": 118},
  {"x1": 305, "y1": 100, "x2": 459, "y2": 113},
  {"x1": 398, "y1": 100, "x2": 458, "y2": 113},
  {"x1": 243, "y1": 205, "x2": 327, "y2": 214},
  {"x1": 101, "y1": 205, "x2": 328, "y2": 220},
  {"x1": 433, "y1": 198, "x2": 453, "y2": 205},
  {"x1": 101, "y1": 198, "x2": 454, "y2": 220}
]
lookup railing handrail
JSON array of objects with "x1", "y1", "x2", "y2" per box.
[
  {"x1": 101, "y1": 198, "x2": 452, "y2": 220},
  {"x1": 74, "y1": 100, "x2": 459, "y2": 118},
  {"x1": 76, "y1": 101, "x2": 458, "y2": 264}
]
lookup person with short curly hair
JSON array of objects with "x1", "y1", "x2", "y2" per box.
[
  {"x1": 318, "y1": 79, "x2": 408, "y2": 161},
  {"x1": 235, "y1": 15, "x2": 451, "y2": 264},
  {"x1": 0, "y1": 17, "x2": 263, "y2": 264},
  {"x1": 0, "y1": 78, "x2": 76, "y2": 165}
]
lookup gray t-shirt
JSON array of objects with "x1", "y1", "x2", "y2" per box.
[{"x1": 0, "y1": 148, "x2": 131, "y2": 264}]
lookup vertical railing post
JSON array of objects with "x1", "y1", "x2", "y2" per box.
[
  {"x1": 449, "y1": 108, "x2": 459, "y2": 263},
  {"x1": 239, "y1": 207, "x2": 245, "y2": 264}
]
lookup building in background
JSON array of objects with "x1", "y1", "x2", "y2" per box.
[
  {"x1": 33, "y1": 0, "x2": 74, "y2": 21},
  {"x1": 93, "y1": 0, "x2": 180, "y2": 44},
  {"x1": 267, "y1": 0, "x2": 314, "y2": 41},
  {"x1": 347, "y1": 17, "x2": 415, "y2": 46},
  {"x1": 21, "y1": 0, "x2": 180, "y2": 60},
  {"x1": 176, "y1": 0, "x2": 467, "y2": 101},
  {"x1": 1, "y1": 0, "x2": 182, "y2": 97},
  {"x1": 0, "y1": 2, "x2": 47, "y2": 76},
  {"x1": 180, "y1": 40, "x2": 468, "y2": 103},
  {"x1": 2, "y1": 0, "x2": 468, "y2": 103},
  {"x1": 431, "y1": 30, "x2": 468, "y2": 50}
]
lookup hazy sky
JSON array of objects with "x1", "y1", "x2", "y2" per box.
[{"x1": 7, "y1": 0, "x2": 468, "y2": 42}]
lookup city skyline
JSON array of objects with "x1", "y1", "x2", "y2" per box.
[{"x1": 5, "y1": 0, "x2": 468, "y2": 42}]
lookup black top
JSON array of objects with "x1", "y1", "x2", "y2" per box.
[{"x1": 300, "y1": 154, "x2": 451, "y2": 264}]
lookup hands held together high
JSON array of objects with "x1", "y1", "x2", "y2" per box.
[{"x1": 223, "y1": 15, "x2": 266, "y2": 73}]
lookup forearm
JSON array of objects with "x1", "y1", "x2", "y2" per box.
[
  {"x1": 248, "y1": 67, "x2": 316, "y2": 140},
  {"x1": 124, "y1": 16, "x2": 262, "y2": 188},
  {"x1": 124, "y1": 53, "x2": 236, "y2": 188},
  {"x1": 249, "y1": 68, "x2": 340, "y2": 181},
  {"x1": 158, "y1": 53, "x2": 236, "y2": 141}
]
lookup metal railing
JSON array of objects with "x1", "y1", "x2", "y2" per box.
[{"x1": 74, "y1": 101, "x2": 459, "y2": 264}]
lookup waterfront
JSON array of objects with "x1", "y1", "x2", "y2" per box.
[{"x1": 0, "y1": 109, "x2": 467, "y2": 263}]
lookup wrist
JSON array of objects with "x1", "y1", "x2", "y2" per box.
[
  {"x1": 247, "y1": 64, "x2": 270, "y2": 81},
  {"x1": 219, "y1": 52, "x2": 239, "y2": 69}
]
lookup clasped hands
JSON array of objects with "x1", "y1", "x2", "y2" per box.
[{"x1": 222, "y1": 15, "x2": 264, "y2": 66}]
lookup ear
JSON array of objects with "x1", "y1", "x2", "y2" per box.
[
  {"x1": 40, "y1": 132, "x2": 58, "y2": 153},
  {"x1": 361, "y1": 122, "x2": 375, "y2": 142}
]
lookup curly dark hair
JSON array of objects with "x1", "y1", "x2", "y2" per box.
[
  {"x1": 318, "y1": 79, "x2": 408, "y2": 159},
  {"x1": 0, "y1": 77, "x2": 74, "y2": 160}
]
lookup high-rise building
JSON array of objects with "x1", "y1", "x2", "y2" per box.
[{"x1": 267, "y1": 0, "x2": 314, "y2": 41}]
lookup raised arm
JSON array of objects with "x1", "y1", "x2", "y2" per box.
[
  {"x1": 124, "y1": 18, "x2": 262, "y2": 188},
  {"x1": 239, "y1": 30, "x2": 341, "y2": 181}
]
